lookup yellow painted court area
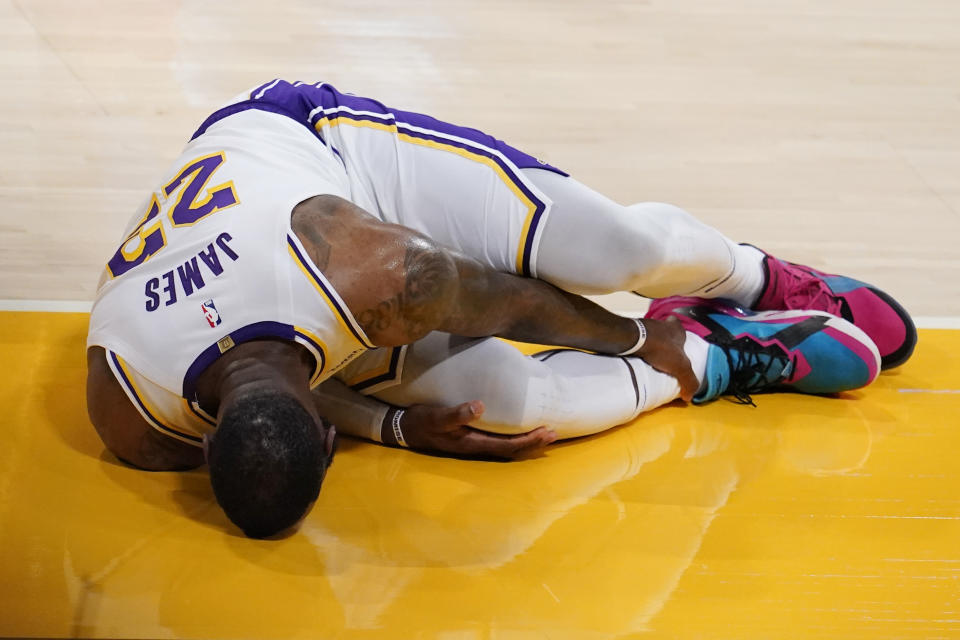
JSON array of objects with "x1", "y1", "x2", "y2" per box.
[{"x1": 1, "y1": 311, "x2": 958, "y2": 638}]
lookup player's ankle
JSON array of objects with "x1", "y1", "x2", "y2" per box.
[{"x1": 682, "y1": 332, "x2": 710, "y2": 394}]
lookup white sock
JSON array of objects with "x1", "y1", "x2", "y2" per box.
[
  {"x1": 704, "y1": 243, "x2": 766, "y2": 308},
  {"x1": 620, "y1": 330, "x2": 711, "y2": 415},
  {"x1": 683, "y1": 331, "x2": 710, "y2": 393}
]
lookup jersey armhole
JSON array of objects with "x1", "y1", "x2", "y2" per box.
[{"x1": 104, "y1": 349, "x2": 204, "y2": 447}]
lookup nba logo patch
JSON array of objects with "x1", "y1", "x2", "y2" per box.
[{"x1": 201, "y1": 300, "x2": 222, "y2": 328}]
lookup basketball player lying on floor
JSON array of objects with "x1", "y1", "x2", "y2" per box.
[{"x1": 86, "y1": 80, "x2": 916, "y2": 538}]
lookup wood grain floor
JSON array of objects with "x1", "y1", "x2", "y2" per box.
[{"x1": 1, "y1": 0, "x2": 958, "y2": 316}]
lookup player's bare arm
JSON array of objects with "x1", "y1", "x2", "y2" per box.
[
  {"x1": 86, "y1": 346, "x2": 205, "y2": 471},
  {"x1": 292, "y1": 195, "x2": 699, "y2": 400}
]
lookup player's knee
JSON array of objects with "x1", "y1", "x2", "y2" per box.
[
  {"x1": 627, "y1": 201, "x2": 700, "y2": 244},
  {"x1": 627, "y1": 201, "x2": 718, "y2": 272},
  {"x1": 625, "y1": 201, "x2": 737, "y2": 296},
  {"x1": 553, "y1": 200, "x2": 705, "y2": 294},
  {"x1": 584, "y1": 205, "x2": 673, "y2": 291},
  {"x1": 472, "y1": 363, "x2": 554, "y2": 435}
]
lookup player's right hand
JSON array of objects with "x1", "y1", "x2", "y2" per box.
[
  {"x1": 397, "y1": 401, "x2": 557, "y2": 460},
  {"x1": 635, "y1": 316, "x2": 699, "y2": 402}
]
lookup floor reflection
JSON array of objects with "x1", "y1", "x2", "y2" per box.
[{"x1": 5, "y1": 314, "x2": 957, "y2": 640}]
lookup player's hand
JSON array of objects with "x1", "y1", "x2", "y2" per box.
[
  {"x1": 635, "y1": 316, "x2": 699, "y2": 402},
  {"x1": 393, "y1": 401, "x2": 557, "y2": 460}
]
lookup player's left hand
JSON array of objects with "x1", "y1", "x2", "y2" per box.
[
  {"x1": 393, "y1": 401, "x2": 557, "y2": 459},
  {"x1": 635, "y1": 316, "x2": 699, "y2": 402}
]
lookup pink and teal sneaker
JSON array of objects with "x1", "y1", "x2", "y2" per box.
[
  {"x1": 751, "y1": 249, "x2": 916, "y2": 370},
  {"x1": 646, "y1": 297, "x2": 881, "y2": 405}
]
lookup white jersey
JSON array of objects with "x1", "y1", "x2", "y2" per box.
[
  {"x1": 88, "y1": 79, "x2": 568, "y2": 445},
  {"x1": 88, "y1": 108, "x2": 375, "y2": 445}
]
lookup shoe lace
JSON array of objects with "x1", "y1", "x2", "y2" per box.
[
  {"x1": 779, "y1": 265, "x2": 843, "y2": 316},
  {"x1": 716, "y1": 335, "x2": 794, "y2": 406}
]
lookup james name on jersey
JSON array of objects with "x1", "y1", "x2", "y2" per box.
[{"x1": 144, "y1": 232, "x2": 239, "y2": 312}]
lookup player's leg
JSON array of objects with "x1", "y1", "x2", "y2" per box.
[
  {"x1": 521, "y1": 167, "x2": 766, "y2": 302},
  {"x1": 299, "y1": 81, "x2": 766, "y2": 303},
  {"x1": 274, "y1": 80, "x2": 913, "y2": 368},
  {"x1": 278, "y1": 80, "x2": 756, "y2": 300},
  {"x1": 340, "y1": 287, "x2": 882, "y2": 438},
  {"x1": 522, "y1": 168, "x2": 916, "y2": 369},
  {"x1": 351, "y1": 332, "x2": 692, "y2": 439}
]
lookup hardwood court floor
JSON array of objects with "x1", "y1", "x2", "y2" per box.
[
  {"x1": 3, "y1": 0, "x2": 960, "y2": 315},
  {"x1": 1, "y1": 311, "x2": 959, "y2": 639}
]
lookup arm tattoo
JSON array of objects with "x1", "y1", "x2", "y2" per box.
[
  {"x1": 356, "y1": 243, "x2": 453, "y2": 340},
  {"x1": 292, "y1": 217, "x2": 332, "y2": 270}
]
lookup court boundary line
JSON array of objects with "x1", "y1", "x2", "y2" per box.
[
  {"x1": 2, "y1": 299, "x2": 959, "y2": 329},
  {"x1": 0, "y1": 299, "x2": 94, "y2": 313}
]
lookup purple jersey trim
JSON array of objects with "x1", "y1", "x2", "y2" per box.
[
  {"x1": 294, "y1": 328, "x2": 328, "y2": 381},
  {"x1": 287, "y1": 234, "x2": 374, "y2": 347},
  {"x1": 350, "y1": 346, "x2": 405, "y2": 392},
  {"x1": 181, "y1": 320, "x2": 297, "y2": 399},
  {"x1": 186, "y1": 401, "x2": 217, "y2": 428}
]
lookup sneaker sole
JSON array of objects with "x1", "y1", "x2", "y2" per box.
[{"x1": 860, "y1": 285, "x2": 918, "y2": 370}]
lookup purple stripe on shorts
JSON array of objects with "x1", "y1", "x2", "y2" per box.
[
  {"x1": 387, "y1": 123, "x2": 548, "y2": 276},
  {"x1": 309, "y1": 83, "x2": 567, "y2": 176},
  {"x1": 392, "y1": 124, "x2": 545, "y2": 205}
]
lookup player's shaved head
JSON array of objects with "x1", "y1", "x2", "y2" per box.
[{"x1": 207, "y1": 388, "x2": 329, "y2": 538}]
